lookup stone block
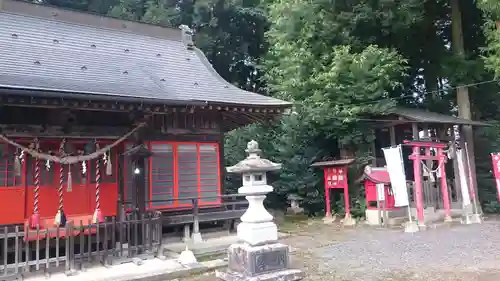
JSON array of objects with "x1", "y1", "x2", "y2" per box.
[
  {"x1": 461, "y1": 213, "x2": 482, "y2": 224},
  {"x1": 237, "y1": 222, "x2": 278, "y2": 246},
  {"x1": 341, "y1": 214, "x2": 356, "y2": 227},
  {"x1": 132, "y1": 257, "x2": 144, "y2": 266},
  {"x1": 218, "y1": 242, "x2": 305, "y2": 281},
  {"x1": 192, "y1": 232, "x2": 203, "y2": 243},
  {"x1": 322, "y1": 214, "x2": 336, "y2": 224},
  {"x1": 403, "y1": 221, "x2": 419, "y2": 233},
  {"x1": 469, "y1": 213, "x2": 483, "y2": 224}
]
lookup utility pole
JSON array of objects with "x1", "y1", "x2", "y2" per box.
[{"x1": 451, "y1": 0, "x2": 481, "y2": 212}]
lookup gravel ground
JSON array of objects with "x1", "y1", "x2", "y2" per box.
[{"x1": 181, "y1": 217, "x2": 500, "y2": 281}]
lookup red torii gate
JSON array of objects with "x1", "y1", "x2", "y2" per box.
[{"x1": 403, "y1": 140, "x2": 451, "y2": 226}]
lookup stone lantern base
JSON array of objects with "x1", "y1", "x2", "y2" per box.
[{"x1": 216, "y1": 243, "x2": 304, "y2": 281}]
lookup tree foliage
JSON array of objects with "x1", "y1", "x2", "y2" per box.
[
  {"x1": 478, "y1": 0, "x2": 500, "y2": 77},
  {"x1": 248, "y1": 0, "x2": 411, "y2": 214},
  {"x1": 34, "y1": 0, "x2": 500, "y2": 215}
]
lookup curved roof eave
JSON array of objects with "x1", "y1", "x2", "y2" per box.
[{"x1": 191, "y1": 47, "x2": 292, "y2": 108}]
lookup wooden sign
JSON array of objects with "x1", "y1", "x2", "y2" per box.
[{"x1": 325, "y1": 167, "x2": 347, "y2": 189}]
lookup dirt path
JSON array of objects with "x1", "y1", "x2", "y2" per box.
[{"x1": 181, "y1": 218, "x2": 500, "y2": 281}]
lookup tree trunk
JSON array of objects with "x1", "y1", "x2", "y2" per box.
[
  {"x1": 451, "y1": 0, "x2": 480, "y2": 211},
  {"x1": 423, "y1": 0, "x2": 440, "y2": 104}
]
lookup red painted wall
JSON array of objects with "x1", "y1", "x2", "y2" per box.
[{"x1": 0, "y1": 140, "x2": 222, "y2": 226}]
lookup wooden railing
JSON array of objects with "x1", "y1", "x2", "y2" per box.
[
  {"x1": 122, "y1": 194, "x2": 249, "y2": 226},
  {"x1": 0, "y1": 214, "x2": 162, "y2": 280},
  {"x1": 0, "y1": 193, "x2": 249, "y2": 280}
]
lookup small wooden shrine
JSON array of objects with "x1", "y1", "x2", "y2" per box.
[
  {"x1": 0, "y1": 0, "x2": 291, "y2": 228},
  {"x1": 311, "y1": 158, "x2": 356, "y2": 225},
  {"x1": 361, "y1": 165, "x2": 399, "y2": 225}
]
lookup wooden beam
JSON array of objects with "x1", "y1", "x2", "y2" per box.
[{"x1": 0, "y1": 95, "x2": 288, "y2": 116}]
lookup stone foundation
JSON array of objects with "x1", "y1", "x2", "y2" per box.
[
  {"x1": 365, "y1": 209, "x2": 406, "y2": 226},
  {"x1": 216, "y1": 268, "x2": 305, "y2": 281},
  {"x1": 217, "y1": 242, "x2": 304, "y2": 281}
]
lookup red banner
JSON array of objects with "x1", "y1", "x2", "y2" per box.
[{"x1": 491, "y1": 153, "x2": 500, "y2": 201}]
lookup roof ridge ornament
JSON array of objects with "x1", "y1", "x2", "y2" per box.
[{"x1": 179, "y1": 25, "x2": 194, "y2": 50}]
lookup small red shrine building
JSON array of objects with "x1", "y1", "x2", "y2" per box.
[
  {"x1": 0, "y1": 0, "x2": 291, "y2": 226},
  {"x1": 362, "y1": 165, "x2": 406, "y2": 225}
]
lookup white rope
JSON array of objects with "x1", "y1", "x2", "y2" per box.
[
  {"x1": 420, "y1": 158, "x2": 445, "y2": 174},
  {"x1": 0, "y1": 123, "x2": 146, "y2": 164}
]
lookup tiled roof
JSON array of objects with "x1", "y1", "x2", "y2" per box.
[
  {"x1": 390, "y1": 107, "x2": 488, "y2": 127},
  {"x1": 0, "y1": 1, "x2": 291, "y2": 107},
  {"x1": 310, "y1": 158, "x2": 355, "y2": 167}
]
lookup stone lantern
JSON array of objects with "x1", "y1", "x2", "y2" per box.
[{"x1": 217, "y1": 140, "x2": 304, "y2": 281}]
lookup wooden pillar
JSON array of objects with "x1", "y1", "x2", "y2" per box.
[
  {"x1": 411, "y1": 123, "x2": 425, "y2": 225},
  {"x1": 324, "y1": 172, "x2": 331, "y2": 217},
  {"x1": 371, "y1": 129, "x2": 377, "y2": 166},
  {"x1": 422, "y1": 124, "x2": 429, "y2": 139},
  {"x1": 422, "y1": 124, "x2": 435, "y2": 208},
  {"x1": 134, "y1": 157, "x2": 146, "y2": 215},
  {"x1": 117, "y1": 145, "x2": 125, "y2": 222},
  {"x1": 131, "y1": 152, "x2": 146, "y2": 248},
  {"x1": 389, "y1": 125, "x2": 397, "y2": 146},
  {"x1": 412, "y1": 145, "x2": 425, "y2": 226},
  {"x1": 412, "y1": 123, "x2": 419, "y2": 140},
  {"x1": 437, "y1": 147, "x2": 452, "y2": 221},
  {"x1": 343, "y1": 167, "x2": 350, "y2": 216},
  {"x1": 219, "y1": 128, "x2": 226, "y2": 193}
]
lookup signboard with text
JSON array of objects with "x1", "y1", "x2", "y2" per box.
[{"x1": 324, "y1": 167, "x2": 348, "y2": 189}]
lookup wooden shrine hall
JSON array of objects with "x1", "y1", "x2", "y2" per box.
[
  {"x1": 0, "y1": 0, "x2": 291, "y2": 231},
  {"x1": 368, "y1": 107, "x2": 488, "y2": 222}
]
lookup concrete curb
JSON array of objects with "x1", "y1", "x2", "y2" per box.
[{"x1": 123, "y1": 260, "x2": 228, "y2": 281}]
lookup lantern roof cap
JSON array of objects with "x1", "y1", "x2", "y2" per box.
[
  {"x1": 122, "y1": 143, "x2": 154, "y2": 158},
  {"x1": 226, "y1": 140, "x2": 281, "y2": 174}
]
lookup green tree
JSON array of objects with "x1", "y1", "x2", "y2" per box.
[
  {"x1": 254, "y1": 0, "x2": 411, "y2": 214},
  {"x1": 478, "y1": 0, "x2": 500, "y2": 77},
  {"x1": 35, "y1": 0, "x2": 500, "y2": 213}
]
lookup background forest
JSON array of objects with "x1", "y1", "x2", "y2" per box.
[{"x1": 32, "y1": 0, "x2": 500, "y2": 216}]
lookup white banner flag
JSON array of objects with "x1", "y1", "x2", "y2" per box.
[
  {"x1": 382, "y1": 145, "x2": 409, "y2": 207},
  {"x1": 456, "y1": 149, "x2": 471, "y2": 206}
]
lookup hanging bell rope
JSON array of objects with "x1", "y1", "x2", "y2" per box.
[
  {"x1": 0, "y1": 122, "x2": 146, "y2": 164},
  {"x1": 29, "y1": 139, "x2": 41, "y2": 229},
  {"x1": 93, "y1": 142, "x2": 104, "y2": 224},
  {"x1": 54, "y1": 139, "x2": 67, "y2": 227}
]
